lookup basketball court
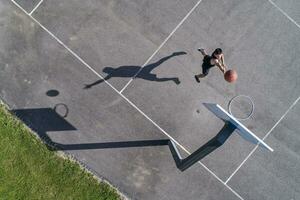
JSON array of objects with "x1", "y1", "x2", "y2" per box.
[{"x1": 0, "y1": 0, "x2": 299, "y2": 199}]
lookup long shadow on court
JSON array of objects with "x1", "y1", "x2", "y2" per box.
[
  {"x1": 12, "y1": 106, "x2": 231, "y2": 172},
  {"x1": 83, "y1": 51, "x2": 186, "y2": 89},
  {"x1": 12, "y1": 107, "x2": 76, "y2": 149}
]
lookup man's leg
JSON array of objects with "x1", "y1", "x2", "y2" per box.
[
  {"x1": 195, "y1": 49, "x2": 209, "y2": 83},
  {"x1": 198, "y1": 48, "x2": 208, "y2": 56},
  {"x1": 195, "y1": 65, "x2": 209, "y2": 82}
]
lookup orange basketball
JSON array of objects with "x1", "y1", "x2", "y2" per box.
[{"x1": 224, "y1": 70, "x2": 238, "y2": 83}]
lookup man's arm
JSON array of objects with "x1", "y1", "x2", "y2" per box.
[
  {"x1": 215, "y1": 60, "x2": 226, "y2": 74},
  {"x1": 220, "y1": 54, "x2": 227, "y2": 68}
]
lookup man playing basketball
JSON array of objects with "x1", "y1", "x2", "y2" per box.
[{"x1": 195, "y1": 48, "x2": 227, "y2": 82}]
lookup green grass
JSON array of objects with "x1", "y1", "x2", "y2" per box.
[{"x1": 0, "y1": 104, "x2": 121, "y2": 200}]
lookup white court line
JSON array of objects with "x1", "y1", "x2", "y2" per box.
[
  {"x1": 29, "y1": 0, "x2": 43, "y2": 16},
  {"x1": 225, "y1": 0, "x2": 300, "y2": 184},
  {"x1": 119, "y1": 0, "x2": 203, "y2": 93},
  {"x1": 120, "y1": 0, "x2": 300, "y2": 94},
  {"x1": 268, "y1": 0, "x2": 300, "y2": 29},
  {"x1": 225, "y1": 96, "x2": 300, "y2": 184},
  {"x1": 10, "y1": 1, "x2": 244, "y2": 199}
]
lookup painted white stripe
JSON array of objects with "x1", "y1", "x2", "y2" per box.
[
  {"x1": 225, "y1": 0, "x2": 300, "y2": 184},
  {"x1": 10, "y1": 1, "x2": 244, "y2": 199},
  {"x1": 268, "y1": 0, "x2": 300, "y2": 29},
  {"x1": 262, "y1": 96, "x2": 300, "y2": 141},
  {"x1": 119, "y1": 0, "x2": 203, "y2": 93},
  {"x1": 216, "y1": 104, "x2": 273, "y2": 152},
  {"x1": 225, "y1": 96, "x2": 300, "y2": 184},
  {"x1": 11, "y1": 0, "x2": 29, "y2": 14},
  {"x1": 29, "y1": 0, "x2": 43, "y2": 16}
]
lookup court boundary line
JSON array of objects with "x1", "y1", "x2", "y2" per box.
[
  {"x1": 225, "y1": 0, "x2": 300, "y2": 183},
  {"x1": 267, "y1": 0, "x2": 300, "y2": 30},
  {"x1": 119, "y1": 0, "x2": 203, "y2": 93},
  {"x1": 120, "y1": 0, "x2": 300, "y2": 94},
  {"x1": 29, "y1": 0, "x2": 43, "y2": 16},
  {"x1": 225, "y1": 96, "x2": 300, "y2": 184},
  {"x1": 10, "y1": 1, "x2": 244, "y2": 199}
]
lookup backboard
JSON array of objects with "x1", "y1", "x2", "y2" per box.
[{"x1": 203, "y1": 103, "x2": 273, "y2": 152}]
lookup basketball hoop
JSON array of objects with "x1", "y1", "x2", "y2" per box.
[{"x1": 228, "y1": 95, "x2": 254, "y2": 121}]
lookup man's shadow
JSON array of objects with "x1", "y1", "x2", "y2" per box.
[{"x1": 84, "y1": 51, "x2": 186, "y2": 89}]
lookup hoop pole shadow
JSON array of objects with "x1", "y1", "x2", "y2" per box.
[
  {"x1": 58, "y1": 123, "x2": 236, "y2": 172},
  {"x1": 12, "y1": 106, "x2": 237, "y2": 172}
]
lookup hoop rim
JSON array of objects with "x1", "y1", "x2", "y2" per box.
[{"x1": 228, "y1": 95, "x2": 254, "y2": 120}]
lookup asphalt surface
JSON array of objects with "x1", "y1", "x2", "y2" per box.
[{"x1": 1, "y1": 0, "x2": 299, "y2": 199}]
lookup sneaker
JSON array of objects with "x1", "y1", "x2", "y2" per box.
[
  {"x1": 197, "y1": 48, "x2": 205, "y2": 53},
  {"x1": 194, "y1": 75, "x2": 200, "y2": 83}
]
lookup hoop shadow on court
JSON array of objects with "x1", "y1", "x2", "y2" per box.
[
  {"x1": 83, "y1": 51, "x2": 186, "y2": 89},
  {"x1": 12, "y1": 106, "x2": 76, "y2": 149},
  {"x1": 12, "y1": 103, "x2": 246, "y2": 172}
]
